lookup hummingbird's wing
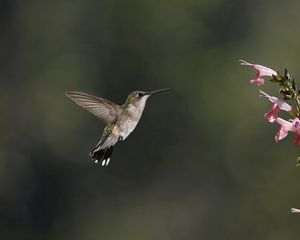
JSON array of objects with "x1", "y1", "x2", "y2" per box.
[{"x1": 65, "y1": 91, "x2": 121, "y2": 124}]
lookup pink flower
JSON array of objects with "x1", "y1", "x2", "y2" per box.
[
  {"x1": 275, "y1": 124, "x2": 289, "y2": 142},
  {"x1": 259, "y1": 90, "x2": 292, "y2": 122},
  {"x1": 240, "y1": 60, "x2": 277, "y2": 86},
  {"x1": 275, "y1": 118, "x2": 295, "y2": 142},
  {"x1": 265, "y1": 105, "x2": 280, "y2": 123},
  {"x1": 295, "y1": 134, "x2": 300, "y2": 146},
  {"x1": 291, "y1": 208, "x2": 300, "y2": 213},
  {"x1": 275, "y1": 118, "x2": 300, "y2": 146}
]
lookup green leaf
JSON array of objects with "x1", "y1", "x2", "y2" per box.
[
  {"x1": 270, "y1": 78, "x2": 282, "y2": 84},
  {"x1": 292, "y1": 78, "x2": 297, "y2": 91},
  {"x1": 289, "y1": 110, "x2": 298, "y2": 117},
  {"x1": 285, "y1": 68, "x2": 291, "y2": 82},
  {"x1": 272, "y1": 74, "x2": 284, "y2": 82},
  {"x1": 296, "y1": 156, "x2": 300, "y2": 168}
]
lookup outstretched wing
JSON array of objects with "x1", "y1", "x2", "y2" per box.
[{"x1": 65, "y1": 91, "x2": 121, "y2": 124}]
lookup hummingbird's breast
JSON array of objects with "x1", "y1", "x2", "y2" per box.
[
  {"x1": 118, "y1": 117, "x2": 140, "y2": 140},
  {"x1": 118, "y1": 103, "x2": 146, "y2": 140}
]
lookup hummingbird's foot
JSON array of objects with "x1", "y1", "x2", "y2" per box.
[{"x1": 118, "y1": 136, "x2": 123, "y2": 142}]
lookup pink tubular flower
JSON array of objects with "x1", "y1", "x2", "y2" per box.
[
  {"x1": 275, "y1": 118, "x2": 300, "y2": 146},
  {"x1": 265, "y1": 105, "x2": 280, "y2": 123},
  {"x1": 259, "y1": 90, "x2": 292, "y2": 122},
  {"x1": 240, "y1": 60, "x2": 277, "y2": 86},
  {"x1": 293, "y1": 119, "x2": 300, "y2": 146}
]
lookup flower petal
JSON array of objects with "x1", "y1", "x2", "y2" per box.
[
  {"x1": 256, "y1": 65, "x2": 277, "y2": 77},
  {"x1": 264, "y1": 105, "x2": 280, "y2": 123},
  {"x1": 295, "y1": 134, "x2": 300, "y2": 146},
  {"x1": 250, "y1": 78, "x2": 264, "y2": 86},
  {"x1": 277, "y1": 101, "x2": 293, "y2": 112},
  {"x1": 239, "y1": 59, "x2": 253, "y2": 66},
  {"x1": 292, "y1": 118, "x2": 300, "y2": 127},
  {"x1": 275, "y1": 126, "x2": 289, "y2": 142},
  {"x1": 240, "y1": 59, "x2": 277, "y2": 77},
  {"x1": 260, "y1": 90, "x2": 292, "y2": 112},
  {"x1": 276, "y1": 118, "x2": 296, "y2": 132},
  {"x1": 275, "y1": 118, "x2": 297, "y2": 142},
  {"x1": 291, "y1": 208, "x2": 300, "y2": 213}
]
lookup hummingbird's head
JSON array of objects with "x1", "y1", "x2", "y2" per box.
[
  {"x1": 125, "y1": 88, "x2": 171, "y2": 106},
  {"x1": 124, "y1": 88, "x2": 170, "y2": 116}
]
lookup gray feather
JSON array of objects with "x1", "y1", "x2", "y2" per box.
[{"x1": 65, "y1": 91, "x2": 121, "y2": 124}]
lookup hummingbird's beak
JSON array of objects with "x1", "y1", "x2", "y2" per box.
[{"x1": 146, "y1": 88, "x2": 171, "y2": 96}]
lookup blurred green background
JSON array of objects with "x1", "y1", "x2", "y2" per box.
[{"x1": 1, "y1": 0, "x2": 300, "y2": 239}]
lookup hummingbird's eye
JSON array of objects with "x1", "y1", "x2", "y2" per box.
[{"x1": 138, "y1": 93, "x2": 144, "y2": 97}]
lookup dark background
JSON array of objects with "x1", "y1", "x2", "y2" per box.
[{"x1": 1, "y1": 0, "x2": 300, "y2": 239}]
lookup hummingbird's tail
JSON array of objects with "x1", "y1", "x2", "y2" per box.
[{"x1": 89, "y1": 145, "x2": 114, "y2": 166}]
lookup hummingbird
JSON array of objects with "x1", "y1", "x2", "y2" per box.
[{"x1": 65, "y1": 88, "x2": 170, "y2": 166}]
